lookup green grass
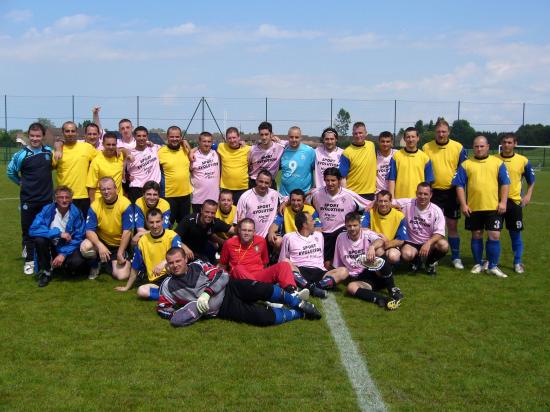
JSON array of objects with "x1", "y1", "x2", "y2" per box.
[{"x1": 0, "y1": 172, "x2": 549, "y2": 411}]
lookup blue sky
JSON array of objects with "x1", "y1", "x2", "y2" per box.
[{"x1": 1, "y1": 0, "x2": 550, "y2": 134}]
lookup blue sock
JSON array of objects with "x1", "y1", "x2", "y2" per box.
[
  {"x1": 292, "y1": 270, "x2": 309, "y2": 289},
  {"x1": 272, "y1": 307, "x2": 302, "y2": 324},
  {"x1": 449, "y1": 237, "x2": 460, "y2": 260},
  {"x1": 486, "y1": 239, "x2": 501, "y2": 269},
  {"x1": 149, "y1": 287, "x2": 160, "y2": 301},
  {"x1": 270, "y1": 285, "x2": 300, "y2": 308},
  {"x1": 317, "y1": 276, "x2": 335, "y2": 290},
  {"x1": 471, "y1": 238, "x2": 483, "y2": 265},
  {"x1": 509, "y1": 231, "x2": 523, "y2": 265}
]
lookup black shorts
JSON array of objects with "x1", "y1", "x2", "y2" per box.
[
  {"x1": 297, "y1": 266, "x2": 327, "y2": 283},
  {"x1": 504, "y1": 199, "x2": 524, "y2": 231},
  {"x1": 431, "y1": 188, "x2": 460, "y2": 219},
  {"x1": 465, "y1": 211, "x2": 503, "y2": 232},
  {"x1": 127, "y1": 187, "x2": 143, "y2": 204},
  {"x1": 403, "y1": 241, "x2": 422, "y2": 251},
  {"x1": 72, "y1": 198, "x2": 91, "y2": 219},
  {"x1": 355, "y1": 270, "x2": 385, "y2": 291},
  {"x1": 166, "y1": 195, "x2": 191, "y2": 225},
  {"x1": 323, "y1": 227, "x2": 346, "y2": 261}
]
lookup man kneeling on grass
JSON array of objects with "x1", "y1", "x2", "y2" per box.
[
  {"x1": 333, "y1": 212, "x2": 403, "y2": 310},
  {"x1": 115, "y1": 208, "x2": 182, "y2": 299},
  {"x1": 29, "y1": 185, "x2": 88, "y2": 287},
  {"x1": 157, "y1": 247, "x2": 321, "y2": 327}
]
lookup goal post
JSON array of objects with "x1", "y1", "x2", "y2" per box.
[{"x1": 497, "y1": 145, "x2": 550, "y2": 170}]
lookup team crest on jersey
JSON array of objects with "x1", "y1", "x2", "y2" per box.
[{"x1": 254, "y1": 245, "x2": 259, "y2": 252}]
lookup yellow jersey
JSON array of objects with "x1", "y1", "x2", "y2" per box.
[
  {"x1": 452, "y1": 155, "x2": 510, "y2": 212},
  {"x1": 85, "y1": 151, "x2": 124, "y2": 200},
  {"x1": 496, "y1": 153, "x2": 535, "y2": 205},
  {"x1": 388, "y1": 149, "x2": 434, "y2": 198},
  {"x1": 422, "y1": 139, "x2": 467, "y2": 190},
  {"x1": 362, "y1": 208, "x2": 408, "y2": 241},
  {"x1": 158, "y1": 146, "x2": 192, "y2": 198},
  {"x1": 133, "y1": 229, "x2": 182, "y2": 282},
  {"x1": 217, "y1": 142, "x2": 251, "y2": 190},
  {"x1": 340, "y1": 142, "x2": 377, "y2": 195},
  {"x1": 86, "y1": 195, "x2": 133, "y2": 247},
  {"x1": 215, "y1": 205, "x2": 236, "y2": 240},
  {"x1": 54, "y1": 141, "x2": 97, "y2": 199}
]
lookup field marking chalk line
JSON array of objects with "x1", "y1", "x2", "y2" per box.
[{"x1": 322, "y1": 294, "x2": 387, "y2": 412}]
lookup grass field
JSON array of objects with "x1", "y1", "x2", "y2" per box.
[{"x1": 0, "y1": 171, "x2": 549, "y2": 411}]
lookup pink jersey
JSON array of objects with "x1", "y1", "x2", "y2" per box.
[
  {"x1": 376, "y1": 149, "x2": 396, "y2": 193},
  {"x1": 279, "y1": 231, "x2": 326, "y2": 270},
  {"x1": 314, "y1": 146, "x2": 344, "y2": 187},
  {"x1": 333, "y1": 230, "x2": 381, "y2": 276},
  {"x1": 118, "y1": 137, "x2": 136, "y2": 151},
  {"x1": 236, "y1": 188, "x2": 281, "y2": 238},
  {"x1": 395, "y1": 198, "x2": 445, "y2": 244},
  {"x1": 248, "y1": 142, "x2": 285, "y2": 180},
  {"x1": 310, "y1": 187, "x2": 372, "y2": 233},
  {"x1": 191, "y1": 149, "x2": 220, "y2": 204},
  {"x1": 126, "y1": 144, "x2": 161, "y2": 188}
]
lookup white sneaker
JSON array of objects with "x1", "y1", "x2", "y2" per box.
[
  {"x1": 514, "y1": 263, "x2": 525, "y2": 274},
  {"x1": 292, "y1": 288, "x2": 310, "y2": 301},
  {"x1": 88, "y1": 267, "x2": 100, "y2": 280},
  {"x1": 452, "y1": 259, "x2": 464, "y2": 270},
  {"x1": 486, "y1": 266, "x2": 508, "y2": 278},
  {"x1": 471, "y1": 264, "x2": 484, "y2": 274},
  {"x1": 482, "y1": 260, "x2": 489, "y2": 271},
  {"x1": 265, "y1": 301, "x2": 284, "y2": 308},
  {"x1": 23, "y1": 261, "x2": 34, "y2": 275}
]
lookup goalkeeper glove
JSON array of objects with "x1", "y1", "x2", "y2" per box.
[{"x1": 197, "y1": 292, "x2": 211, "y2": 314}]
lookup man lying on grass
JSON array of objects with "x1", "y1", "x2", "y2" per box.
[{"x1": 157, "y1": 247, "x2": 321, "y2": 327}]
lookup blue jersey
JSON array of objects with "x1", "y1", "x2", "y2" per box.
[
  {"x1": 7, "y1": 145, "x2": 53, "y2": 203},
  {"x1": 280, "y1": 144, "x2": 315, "y2": 196}
]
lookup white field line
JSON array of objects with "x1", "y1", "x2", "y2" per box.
[
  {"x1": 0, "y1": 197, "x2": 19, "y2": 201},
  {"x1": 322, "y1": 294, "x2": 387, "y2": 412}
]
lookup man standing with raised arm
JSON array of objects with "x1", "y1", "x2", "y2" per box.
[
  {"x1": 53, "y1": 121, "x2": 97, "y2": 218},
  {"x1": 86, "y1": 132, "x2": 125, "y2": 202}
]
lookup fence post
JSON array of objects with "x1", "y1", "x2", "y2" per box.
[
  {"x1": 330, "y1": 98, "x2": 333, "y2": 127},
  {"x1": 4, "y1": 95, "x2": 7, "y2": 132},
  {"x1": 543, "y1": 148, "x2": 546, "y2": 168},
  {"x1": 201, "y1": 97, "x2": 205, "y2": 132},
  {"x1": 393, "y1": 99, "x2": 397, "y2": 140},
  {"x1": 137, "y1": 96, "x2": 140, "y2": 126},
  {"x1": 265, "y1": 97, "x2": 268, "y2": 121},
  {"x1": 72, "y1": 95, "x2": 75, "y2": 122},
  {"x1": 457, "y1": 100, "x2": 461, "y2": 120},
  {"x1": 522, "y1": 102, "x2": 525, "y2": 126}
]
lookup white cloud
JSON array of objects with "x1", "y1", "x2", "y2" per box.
[
  {"x1": 4, "y1": 9, "x2": 32, "y2": 23},
  {"x1": 53, "y1": 14, "x2": 96, "y2": 31},
  {"x1": 150, "y1": 22, "x2": 198, "y2": 36},
  {"x1": 256, "y1": 24, "x2": 322, "y2": 40},
  {"x1": 329, "y1": 32, "x2": 386, "y2": 51}
]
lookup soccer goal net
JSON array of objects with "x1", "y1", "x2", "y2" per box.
[{"x1": 497, "y1": 145, "x2": 550, "y2": 170}]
